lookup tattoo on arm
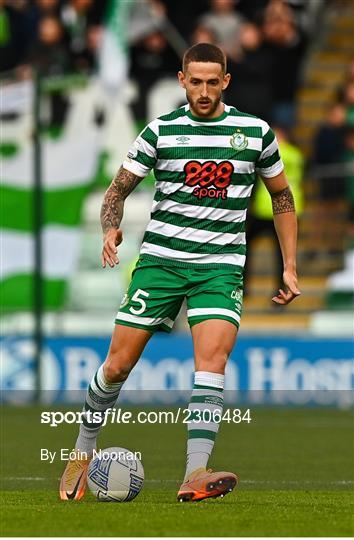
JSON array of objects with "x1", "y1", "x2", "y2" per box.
[
  {"x1": 100, "y1": 166, "x2": 142, "y2": 233},
  {"x1": 271, "y1": 187, "x2": 295, "y2": 214}
]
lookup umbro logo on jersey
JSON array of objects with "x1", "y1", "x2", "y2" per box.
[
  {"x1": 127, "y1": 141, "x2": 140, "y2": 159},
  {"x1": 176, "y1": 136, "x2": 190, "y2": 144},
  {"x1": 120, "y1": 293, "x2": 129, "y2": 308}
]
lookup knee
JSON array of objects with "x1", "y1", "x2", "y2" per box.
[
  {"x1": 196, "y1": 349, "x2": 228, "y2": 374},
  {"x1": 103, "y1": 354, "x2": 133, "y2": 383}
]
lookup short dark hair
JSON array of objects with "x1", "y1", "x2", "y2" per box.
[{"x1": 183, "y1": 43, "x2": 227, "y2": 73}]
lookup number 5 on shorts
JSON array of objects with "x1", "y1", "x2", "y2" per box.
[{"x1": 129, "y1": 289, "x2": 150, "y2": 315}]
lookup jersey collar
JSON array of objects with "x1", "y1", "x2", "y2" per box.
[{"x1": 185, "y1": 104, "x2": 229, "y2": 123}]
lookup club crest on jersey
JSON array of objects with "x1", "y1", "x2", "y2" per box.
[
  {"x1": 184, "y1": 160, "x2": 234, "y2": 200},
  {"x1": 230, "y1": 130, "x2": 248, "y2": 152}
]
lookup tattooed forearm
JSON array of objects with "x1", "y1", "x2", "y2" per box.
[
  {"x1": 271, "y1": 186, "x2": 295, "y2": 214},
  {"x1": 100, "y1": 166, "x2": 142, "y2": 233}
]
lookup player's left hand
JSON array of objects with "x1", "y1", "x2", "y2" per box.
[{"x1": 272, "y1": 270, "x2": 301, "y2": 305}]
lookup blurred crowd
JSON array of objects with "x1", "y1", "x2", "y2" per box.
[
  {"x1": 0, "y1": 0, "x2": 315, "y2": 128},
  {"x1": 1, "y1": 0, "x2": 353, "y2": 295},
  {"x1": 127, "y1": 0, "x2": 311, "y2": 127},
  {"x1": 311, "y1": 60, "x2": 354, "y2": 251},
  {"x1": 0, "y1": 0, "x2": 105, "y2": 76}
]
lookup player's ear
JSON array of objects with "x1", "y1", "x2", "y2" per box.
[
  {"x1": 178, "y1": 71, "x2": 186, "y2": 89},
  {"x1": 222, "y1": 72, "x2": 231, "y2": 91}
]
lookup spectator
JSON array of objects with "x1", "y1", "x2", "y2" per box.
[
  {"x1": 32, "y1": 0, "x2": 61, "y2": 16},
  {"x1": 336, "y1": 59, "x2": 354, "y2": 124},
  {"x1": 343, "y1": 124, "x2": 354, "y2": 247},
  {"x1": 83, "y1": 24, "x2": 101, "y2": 70},
  {"x1": 311, "y1": 101, "x2": 347, "y2": 255},
  {"x1": 162, "y1": 0, "x2": 209, "y2": 43},
  {"x1": 312, "y1": 101, "x2": 347, "y2": 202},
  {"x1": 343, "y1": 80, "x2": 354, "y2": 125},
  {"x1": 224, "y1": 22, "x2": 274, "y2": 121},
  {"x1": 198, "y1": 0, "x2": 245, "y2": 59},
  {"x1": 128, "y1": 0, "x2": 164, "y2": 45},
  {"x1": 36, "y1": 0, "x2": 59, "y2": 8},
  {"x1": 60, "y1": 0, "x2": 96, "y2": 69},
  {"x1": 86, "y1": 0, "x2": 108, "y2": 25},
  {"x1": 262, "y1": 0, "x2": 307, "y2": 128},
  {"x1": 34, "y1": 0, "x2": 60, "y2": 16},
  {"x1": 236, "y1": 0, "x2": 269, "y2": 22},
  {"x1": 28, "y1": 15, "x2": 72, "y2": 129},
  {"x1": 190, "y1": 23, "x2": 217, "y2": 45},
  {"x1": 24, "y1": 0, "x2": 62, "y2": 50},
  {"x1": 29, "y1": 15, "x2": 71, "y2": 75},
  {"x1": 129, "y1": 30, "x2": 180, "y2": 121},
  {"x1": 244, "y1": 124, "x2": 304, "y2": 295},
  {"x1": 0, "y1": 0, "x2": 28, "y2": 73},
  {"x1": 325, "y1": 122, "x2": 354, "y2": 299}
]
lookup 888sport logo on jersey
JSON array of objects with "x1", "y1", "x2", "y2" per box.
[{"x1": 184, "y1": 160, "x2": 234, "y2": 200}]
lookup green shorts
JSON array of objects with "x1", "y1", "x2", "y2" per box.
[{"x1": 115, "y1": 258, "x2": 243, "y2": 333}]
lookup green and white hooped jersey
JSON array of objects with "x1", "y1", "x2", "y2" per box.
[{"x1": 123, "y1": 104, "x2": 284, "y2": 271}]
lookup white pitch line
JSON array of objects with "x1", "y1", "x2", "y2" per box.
[
  {"x1": 147, "y1": 479, "x2": 354, "y2": 486},
  {"x1": 3, "y1": 477, "x2": 354, "y2": 486},
  {"x1": 2, "y1": 477, "x2": 50, "y2": 481},
  {"x1": 240, "y1": 480, "x2": 354, "y2": 485}
]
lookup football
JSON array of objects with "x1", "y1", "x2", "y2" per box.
[{"x1": 87, "y1": 447, "x2": 144, "y2": 502}]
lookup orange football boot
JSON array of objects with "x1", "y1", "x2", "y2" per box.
[
  {"x1": 59, "y1": 452, "x2": 91, "y2": 500},
  {"x1": 177, "y1": 467, "x2": 238, "y2": 502}
]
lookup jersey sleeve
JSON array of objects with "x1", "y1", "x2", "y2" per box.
[
  {"x1": 255, "y1": 125, "x2": 284, "y2": 178},
  {"x1": 122, "y1": 120, "x2": 158, "y2": 177}
]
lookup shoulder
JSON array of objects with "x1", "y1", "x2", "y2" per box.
[
  {"x1": 141, "y1": 106, "x2": 188, "y2": 142},
  {"x1": 226, "y1": 106, "x2": 271, "y2": 136},
  {"x1": 157, "y1": 105, "x2": 188, "y2": 122},
  {"x1": 143, "y1": 106, "x2": 188, "y2": 136}
]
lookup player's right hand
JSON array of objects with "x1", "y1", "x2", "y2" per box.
[{"x1": 101, "y1": 228, "x2": 123, "y2": 268}]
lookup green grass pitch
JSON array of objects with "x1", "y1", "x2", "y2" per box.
[{"x1": 1, "y1": 405, "x2": 353, "y2": 536}]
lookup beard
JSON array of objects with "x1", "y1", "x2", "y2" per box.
[{"x1": 186, "y1": 92, "x2": 221, "y2": 117}]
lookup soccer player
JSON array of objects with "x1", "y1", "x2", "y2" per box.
[{"x1": 60, "y1": 43, "x2": 300, "y2": 502}]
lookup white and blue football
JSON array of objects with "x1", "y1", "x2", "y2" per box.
[{"x1": 87, "y1": 447, "x2": 144, "y2": 502}]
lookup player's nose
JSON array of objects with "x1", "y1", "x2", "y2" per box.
[{"x1": 200, "y1": 83, "x2": 208, "y2": 97}]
